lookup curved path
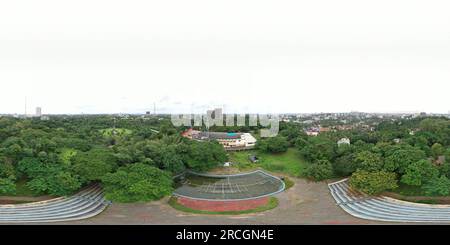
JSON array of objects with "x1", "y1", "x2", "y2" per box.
[
  {"x1": 0, "y1": 184, "x2": 110, "y2": 223},
  {"x1": 329, "y1": 179, "x2": 450, "y2": 223}
]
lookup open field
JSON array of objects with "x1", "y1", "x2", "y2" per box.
[{"x1": 228, "y1": 148, "x2": 309, "y2": 177}]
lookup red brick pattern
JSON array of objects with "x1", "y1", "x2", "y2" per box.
[{"x1": 177, "y1": 197, "x2": 270, "y2": 212}]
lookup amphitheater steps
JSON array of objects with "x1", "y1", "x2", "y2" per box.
[
  {"x1": 329, "y1": 180, "x2": 450, "y2": 223},
  {"x1": 0, "y1": 184, "x2": 110, "y2": 223}
]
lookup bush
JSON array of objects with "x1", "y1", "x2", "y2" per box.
[
  {"x1": 349, "y1": 170, "x2": 398, "y2": 195},
  {"x1": 102, "y1": 163, "x2": 173, "y2": 203}
]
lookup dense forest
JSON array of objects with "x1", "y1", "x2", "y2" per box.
[{"x1": 0, "y1": 115, "x2": 227, "y2": 202}]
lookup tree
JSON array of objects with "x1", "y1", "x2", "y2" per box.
[
  {"x1": 101, "y1": 163, "x2": 173, "y2": 202},
  {"x1": 431, "y1": 143, "x2": 445, "y2": 159},
  {"x1": 349, "y1": 170, "x2": 398, "y2": 195},
  {"x1": 0, "y1": 177, "x2": 16, "y2": 195},
  {"x1": 27, "y1": 171, "x2": 82, "y2": 196},
  {"x1": 354, "y1": 151, "x2": 384, "y2": 172},
  {"x1": 332, "y1": 154, "x2": 358, "y2": 177},
  {"x1": 160, "y1": 146, "x2": 185, "y2": 174},
  {"x1": 439, "y1": 162, "x2": 450, "y2": 179},
  {"x1": 71, "y1": 148, "x2": 117, "y2": 183},
  {"x1": 17, "y1": 157, "x2": 53, "y2": 179},
  {"x1": 280, "y1": 126, "x2": 306, "y2": 146},
  {"x1": 0, "y1": 159, "x2": 16, "y2": 179},
  {"x1": 299, "y1": 136, "x2": 336, "y2": 162},
  {"x1": 258, "y1": 136, "x2": 289, "y2": 153},
  {"x1": 422, "y1": 175, "x2": 450, "y2": 196},
  {"x1": 383, "y1": 145, "x2": 426, "y2": 174},
  {"x1": 49, "y1": 172, "x2": 82, "y2": 196},
  {"x1": 305, "y1": 160, "x2": 333, "y2": 181},
  {"x1": 182, "y1": 141, "x2": 227, "y2": 172},
  {"x1": 401, "y1": 160, "x2": 439, "y2": 186}
]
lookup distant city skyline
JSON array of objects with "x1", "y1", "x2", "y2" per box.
[
  {"x1": 1, "y1": 1, "x2": 449, "y2": 115},
  {"x1": 1, "y1": 95, "x2": 450, "y2": 115}
]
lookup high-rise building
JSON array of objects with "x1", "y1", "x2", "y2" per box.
[
  {"x1": 214, "y1": 108, "x2": 222, "y2": 118},
  {"x1": 36, "y1": 107, "x2": 42, "y2": 117}
]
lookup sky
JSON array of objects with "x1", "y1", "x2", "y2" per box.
[{"x1": 0, "y1": 0, "x2": 449, "y2": 114}]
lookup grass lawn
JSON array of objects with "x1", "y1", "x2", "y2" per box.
[
  {"x1": 228, "y1": 148, "x2": 309, "y2": 177},
  {"x1": 283, "y1": 177, "x2": 295, "y2": 190},
  {"x1": 14, "y1": 179, "x2": 37, "y2": 197},
  {"x1": 391, "y1": 183, "x2": 427, "y2": 196},
  {"x1": 168, "y1": 197, "x2": 279, "y2": 215}
]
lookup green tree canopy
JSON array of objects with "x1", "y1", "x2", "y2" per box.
[
  {"x1": 101, "y1": 163, "x2": 173, "y2": 202},
  {"x1": 0, "y1": 177, "x2": 16, "y2": 195},
  {"x1": 299, "y1": 136, "x2": 336, "y2": 162},
  {"x1": 422, "y1": 175, "x2": 450, "y2": 196},
  {"x1": 182, "y1": 141, "x2": 227, "y2": 172},
  {"x1": 71, "y1": 148, "x2": 118, "y2": 184},
  {"x1": 431, "y1": 143, "x2": 445, "y2": 158},
  {"x1": 349, "y1": 170, "x2": 398, "y2": 195},
  {"x1": 355, "y1": 151, "x2": 384, "y2": 172},
  {"x1": 305, "y1": 160, "x2": 333, "y2": 181},
  {"x1": 401, "y1": 160, "x2": 439, "y2": 186},
  {"x1": 383, "y1": 144, "x2": 426, "y2": 174},
  {"x1": 258, "y1": 136, "x2": 289, "y2": 153}
]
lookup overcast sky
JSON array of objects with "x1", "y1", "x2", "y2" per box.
[{"x1": 0, "y1": 0, "x2": 449, "y2": 114}]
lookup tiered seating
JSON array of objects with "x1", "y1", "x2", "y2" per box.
[
  {"x1": 329, "y1": 179, "x2": 450, "y2": 223},
  {"x1": 0, "y1": 184, "x2": 110, "y2": 223}
]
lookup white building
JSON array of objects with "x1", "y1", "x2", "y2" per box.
[
  {"x1": 35, "y1": 107, "x2": 42, "y2": 117},
  {"x1": 337, "y1": 138, "x2": 351, "y2": 146},
  {"x1": 241, "y1": 133, "x2": 257, "y2": 148},
  {"x1": 183, "y1": 129, "x2": 257, "y2": 150}
]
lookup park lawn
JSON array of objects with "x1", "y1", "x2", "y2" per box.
[
  {"x1": 228, "y1": 148, "x2": 309, "y2": 177},
  {"x1": 169, "y1": 197, "x2": 279, "y2": 215},
  {"x1": 14, "y1": 179, "x2": 37, "y2": 197},
  {"x1": 391, "y1": 183, "x2": 427, "y2": 196}
]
